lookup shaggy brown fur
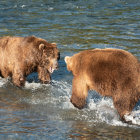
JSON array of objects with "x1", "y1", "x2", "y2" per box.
[
  {"x1": 65, "y1": 48, "x2": 140, "y2": 122},
  {"x1": 0, "y1": 36, "x2": 60, "y2": 87}
]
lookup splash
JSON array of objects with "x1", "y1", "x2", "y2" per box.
[
  {"x1": 0, "y1": 77, "x2": 139, "y2": 127},
  {"x1": 124, "y1": 110, "x2": 140, "y2": 125},
  {"x1": 23, "y1": 80, "x2": 140, "y2": 127},
  {"x1": 0, "y1": 77, "x2": 9, "y2": 87},
  {"x1": 25, "y1": 81, "x2": 42, "y2": 90},
  {"x1": 22, "y1": 80, "x2": 140, "y2": 127},
  {"x1": 23, "y1": 80, "x2": 72, "y2": 106},
  {"x1": 87, "y1": 94, "x2": 140, "y2": 127}
]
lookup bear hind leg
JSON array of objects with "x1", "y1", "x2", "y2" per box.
[{"x1": 113, "y1": 91, "x2": 138, "y2": 123}]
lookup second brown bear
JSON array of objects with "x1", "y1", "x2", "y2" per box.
[{"x1": 65, "y1": 48, "x2": 140, "y2": 122}]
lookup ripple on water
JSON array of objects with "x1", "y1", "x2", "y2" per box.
[{"x1": 13, "y1": 80, "x2": 139, "y2": 127}]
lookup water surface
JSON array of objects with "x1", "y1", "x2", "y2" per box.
[{"x1": 0, "y1": 0, "x2": 140, "y2": 139}]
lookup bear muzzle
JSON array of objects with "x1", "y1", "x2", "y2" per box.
[{"x1": 48, "y1": 60, "x2": 59, "y2": 73}]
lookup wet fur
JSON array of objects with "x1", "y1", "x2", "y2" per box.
[
  {"x1": 65, "y1": 48, "x2": 140, "y2": 122},
  {"x1": 0, "y1": 36, "x2": 59, "y2": 87}
]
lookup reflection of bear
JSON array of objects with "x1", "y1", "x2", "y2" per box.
[
  {"x1": 0, "y1": 36, "x2": 60, "y2": 87},
  {"x1": 65, "y1": 48, "x2": 140, "y2": 122}
]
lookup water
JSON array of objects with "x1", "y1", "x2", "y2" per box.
[{"x1": 0, "y1": 0, "x2": 140, "y2": 139}]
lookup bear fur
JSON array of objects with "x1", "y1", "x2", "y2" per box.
[
  {"x1": 65, "y1": 48, "x2": 140, "y2": 122},
  {"x1": 0, "y1": 36, "x2": 60, "y2": 87}
]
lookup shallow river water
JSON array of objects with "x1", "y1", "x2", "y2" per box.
[{"x1": 0, "y1": 0, "x2": 140, "y2": 139}]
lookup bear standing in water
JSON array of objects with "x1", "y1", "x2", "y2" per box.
[
  {"x1": 0, "y1": 36, "x2": 60, "y2": 87},
  {"x1": 65, "y1": 48, "x2": 140, "y2": 122}
]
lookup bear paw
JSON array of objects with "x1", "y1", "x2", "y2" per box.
[{"x1": 70, "y1": 94, "x2": 86, "y2": 109}]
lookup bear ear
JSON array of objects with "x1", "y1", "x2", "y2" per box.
[
  {"x1": 51, "y1": 42, "x2": 57, "y2": 47},
  {"x1": 64, "y1": 56, "x2": 71, "y2": 64},
  {"x1": 39, "y1": 43, "x2": 45, "y2": 50}
]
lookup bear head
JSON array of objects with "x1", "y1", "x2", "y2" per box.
[
  {"x1": 38, "y1": 41, "x2": 60, "y2": 74},
  {"x1": 65, "y1": 54, "x2": 80, "y2": 76},
  {"x1": 24, "y1": 36, "x2": 60, "y2": 74}
]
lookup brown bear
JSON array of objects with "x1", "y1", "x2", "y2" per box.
[
  {"x1": 0, "y1": 36, "x2": 60, "y2": 87},
  {"x1": 65, "y1": 48, "x2": 140, "y2": 122}
]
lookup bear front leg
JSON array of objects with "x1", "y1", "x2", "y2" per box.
[
  {"x1": 12, "y1": 69, "x2": 25, "y2": 87},
  {"x1": 38, "y1": 66, "x2": 51, "y2": 84},
  {"x1": 71, "y1": 76, "x2": 88, "y2": 109}
]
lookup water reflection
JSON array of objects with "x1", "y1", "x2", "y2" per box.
[{"x1": 69, "y1": 121, "x2": 140, "y2": 140}]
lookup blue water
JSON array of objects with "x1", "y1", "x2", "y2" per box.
[{"x1": 0, "y1": 0, "x2": 140, "y2": 139}]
